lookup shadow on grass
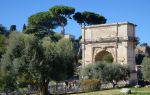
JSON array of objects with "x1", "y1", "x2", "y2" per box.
[
  {"x1": 131, "y1": 91, "x2": 150, "y2": 95},
  {"x1": 68, "y1": 88, "x2": 150, "y2": 95}
]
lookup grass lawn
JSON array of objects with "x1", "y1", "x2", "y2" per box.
[{"x1": 71, "y1": 87, "x2": 150, "y2": 95}]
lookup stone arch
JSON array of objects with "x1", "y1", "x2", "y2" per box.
[
  {"x1": 93, "y1": 47, "x2": 116, "y2": 63},
  {"x1": 82, "y1": 22, "x2": 137, "y2": 85},
  {"x1": 94, "y1": 50, "x2": 114, "y2": 63}
]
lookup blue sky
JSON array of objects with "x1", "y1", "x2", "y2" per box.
[{"x1": 0, "y1": 0, "x2": 150, "y2": 44}]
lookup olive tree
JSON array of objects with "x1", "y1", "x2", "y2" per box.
[
  {"x1": 0, "y1": 32, "x2": 75, "y2": 95},
  {"x1": 81, "y1": 62, "x2": 129, "y2": 88},
  {"x1": 0, "y1": 60, "x2": 17, "y2": 94},
  {"x1": 0, "y1": 32, "x2": 25, "y2": 94}
]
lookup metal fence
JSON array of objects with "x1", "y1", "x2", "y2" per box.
[{"x1": 49, "y1": 81, "x2": 80, "y2": 94}]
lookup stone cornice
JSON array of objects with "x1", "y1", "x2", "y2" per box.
[{"x1": 81, "y1": 22, "x2": 137, "y2": 29}]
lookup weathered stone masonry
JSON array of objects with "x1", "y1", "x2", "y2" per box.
[{"x1": 81, "y1": 22, "x2": 137, "y2": 84}]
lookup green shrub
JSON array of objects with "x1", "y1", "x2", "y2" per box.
[
  {"x1": 80, "y1": 79, "x2": 101, "y2": 92},
  {"x1": 18, "y1": 87, "x2": 28, "y2": 94},
  {"x1": 80, "y1": 62, "x2": 129, "y2": 88}
]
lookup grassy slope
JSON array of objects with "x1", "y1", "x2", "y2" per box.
[{"x1": 71, "y1": 87, "x2": 150, "y2": 95}]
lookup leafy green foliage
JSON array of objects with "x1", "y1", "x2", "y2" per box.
[
  {"x1": 73, "y1": 12, "x2": 85, "y2": 26},
  {"x1": 49, "y1": 32, "x2": 63, "y2": 42},
  {"x1": 0, "y1": 32, "x2": 76, "y2": 95},
  {"x1": 0, "y1": 33, "x2": 19, "y2": 92},
  {"x1": 23, "y1": 27, "x2": 38, "y2": 34},
  {"x1": 56, "y1": 38, "x2": 76, "y2": 78},
  {"x1": 49, "y1": 5, "x2": 75, "y2": 34},
  {"x1": 49, "y1": 5, "x2": 75, "y2": 18},
  {"x1": 81, "y1": 62, "x2": 129, "y2": 86},
  {"x1": 0, "y1": 24, "x2": 7, "y2": 34},
  {"x1": 101, "y1": 64, "x2": 129, "y2": 83},
  {"x1": 81, "y1": 64, "x2": 93, "y2": 79},
  {"x1": 9, "y1": 25, "x2": 16, "y2": 32},
  {"x1": 28, "y1": 12, "x2": 60, "y2": 30},
  {"x1": 142, "y1": 57, "x2": 150, "y2": 81},
  {"x1": 0, "y1": 35, "x2": 6, "y2": 58},
  {"x1": 102, "y1": 53, "x2": 113, "y2": 63},
  {"x1": 73, "y1": 11, "x2": 107, "y2": 26},
  {"x1": 26, "y1": 10, "x2": 67, "y2": 37},
  {"x1": 24, "y1": 28, "x2": 52, "y2": 39},
  {"x1": 0, "y1": 71, "x2": 17, "y2": 93},
  {"x1": 82, "y1": 11, "x2": 106, "y2": 25}
]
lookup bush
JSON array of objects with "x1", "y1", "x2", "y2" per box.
[
  {"x1": 18, "y1": 87, "x2": 28, "y2": 94},
  {"x1": 80, "y1": 62, "x2": 129, "y2": 88},
  {"x1": 80, "y1": 79, "x2": 101, "y2": 92},
  {"x1": 142, "y1": 57, "x2": 150, "y2": 81}
]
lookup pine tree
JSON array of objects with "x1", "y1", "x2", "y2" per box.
[{"x1": 9, "y1": 25, "x2": 16, "y2": 32}]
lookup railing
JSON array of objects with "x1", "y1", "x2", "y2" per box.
[
  {"x1": 49, "y1": 83, "x2": 80, "y2": 94},
  {"x1": 0, "y1": 81, "x2": 129, "y2": 95}
]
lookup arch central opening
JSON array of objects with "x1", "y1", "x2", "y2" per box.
[{"x1": 95, "y1": 50, "x2": 113, "y2": 63}]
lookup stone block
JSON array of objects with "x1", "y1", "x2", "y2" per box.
[{"x1": 120, "y1": 88, "x2": 131, "y2": 94}]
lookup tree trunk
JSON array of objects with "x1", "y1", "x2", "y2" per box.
[
  {"x1": 112, "y1": 82, "x2": 115, "y2": 88},
  {"x1": 6, "y1": 92, "x2": 8, "y2": 95},
  {"x1": 58, "y1": 17, "x2": 65, "y2": 35},
  {"x1": 61, "y1": 23, "x2": 65, "y2": 35},
  {"x1": 112, "y1": 80, "x2": 117, "y2": 88},
  {"x1": 40, "y1": 82, "x2": 49, "y2": 95}
]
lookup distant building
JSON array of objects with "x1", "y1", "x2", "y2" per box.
[
  {"x1": 64, "y1": 34, "x2": 75, "y2": 40},
  {"x1": 135, "y1": 43, "x2": 150, "y2": 79},
  {"x1": 135, "y1": 43, "x2": 150, "y2": 56},
  {"x1": 135, "y1": 43, "x2": 150, "y2": 65}
]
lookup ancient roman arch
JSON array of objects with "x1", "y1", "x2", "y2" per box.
[{"x1": 81, "y1": 22, "x2": 137, "y2": 84}]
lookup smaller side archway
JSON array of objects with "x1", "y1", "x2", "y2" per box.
[{"x1": 95, "y1": 50, "x2": 114, "y2": 63}]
